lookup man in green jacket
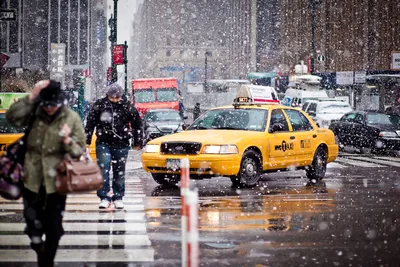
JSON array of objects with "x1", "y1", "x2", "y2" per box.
[{"x1": 6, "y1": 80, "x2": 86, "y2": 267}]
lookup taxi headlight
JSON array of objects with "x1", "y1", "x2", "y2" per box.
[
  {"x1": 144, "y1": 144, "x2": 160, "y2": 153},
  {"x1": 202, "y1": 145, "x2": 238, "y2": 154}
]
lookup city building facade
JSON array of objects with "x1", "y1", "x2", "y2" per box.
[{"x1": 1, "y1": 0, "x2": 108, "y2": 97}]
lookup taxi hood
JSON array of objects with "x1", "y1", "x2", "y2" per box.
[{"x1": 147, "y1": 129, "x2": 263, "y2": 145}]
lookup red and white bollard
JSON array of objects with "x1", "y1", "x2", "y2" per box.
[{"x1": 180, "y1": 159, "x2": 199, "y2": 267}]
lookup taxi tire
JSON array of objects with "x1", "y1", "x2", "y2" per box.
[
  {"x1": 151, "y1": 173, "x2": 178, "y2": 186},
  {"x1": 306, "y1": 146, "x2": 327, "y2": 182},
  {"x1": 231, "y1": 150, "x2": 262, "y2": 188}
]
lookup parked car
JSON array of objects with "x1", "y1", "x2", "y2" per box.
[
  {"x1": 143, "y1": 108, "x2": 187, "y2": 144},
  {"x1": 329, "y1": 111, "x2": 400, "y2": 153},
  {"x1": 302, "y1": 99, "x2": 353, "y2": 128}
]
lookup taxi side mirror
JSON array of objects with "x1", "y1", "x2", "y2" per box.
[{"x1": 270, "y1": 123, "x2": 285, "y2": 133}]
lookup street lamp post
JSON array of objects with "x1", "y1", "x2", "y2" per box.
[
  {"x1": 110, "y1": 0, "x2": 118, "y2": 83},
  {"x1": 204, "y1": 51, "x2": 211, "y2": 93},
  {"x1": 309, "y1": 0, "x2": 318, "y2": 74}
]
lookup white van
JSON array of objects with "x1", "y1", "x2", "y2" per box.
[{"x1": 281, "y1": 89, "x2": 329, "y2": 108}]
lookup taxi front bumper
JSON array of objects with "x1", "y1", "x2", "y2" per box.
[{"x1": 142, "y1": 152, "x2": 241, "y2": 177}]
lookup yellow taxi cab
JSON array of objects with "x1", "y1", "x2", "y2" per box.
[
  {"x1": 0, "y1": 109, "x2": 96, "y2": 159},
  {"x1": 142, "y1": 84, "x2": 339, "y2": 187}
]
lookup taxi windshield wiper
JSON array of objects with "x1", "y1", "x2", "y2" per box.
[{"x1": 214, "y1": 126, "x2": 240, "y2": 130}]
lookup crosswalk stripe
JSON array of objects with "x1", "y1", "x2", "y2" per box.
[
  {"x1": 0, "y1": 222, "x2": 147, "y2": 232},
  {"x1": 334, "y1": 157, "x2": 386, "y2": 168},
  {"x1": 0, "y1": 198, "x2": 143, "y2": 204},
  {"x1": 62, "y1": 212, "x2": 146, "y2": 221},
  {"x1": 0, "y1": 204, "x2": 145, "y2": 211},
  {"x1": 373, "y1": 156, "x2": 400, "y2": 163},
  {"x1": 348, "y1": 156, "x2": 400, "y2": 167},
  {"x1": 0, "y1": 234, "x2": 152, "y2": 246},
  {"x1": 0, "y1": 249, "x2": 155, "y2": 262},
  {"x1": 327, "y1": 162, "x2": 347, "y2": 168}
]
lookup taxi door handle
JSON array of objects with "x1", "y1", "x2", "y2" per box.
[
  {"x1": 290, "y1": 136, "x2": 295, "y2": 140},
  {"x1": 313, "y1": 134, "x2": 317, "y2": 138}
]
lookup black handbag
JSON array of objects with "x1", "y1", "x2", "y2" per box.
[{"x1": 0, "y1": 107, "x2": 37, "y2": 200}]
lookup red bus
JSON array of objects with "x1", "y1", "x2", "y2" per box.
[{"x1": 132, "y1": 77, "x2": 179, "y2": 117}]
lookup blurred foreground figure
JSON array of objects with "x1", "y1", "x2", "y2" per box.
[
  {"x1": 6, "y1": 80, "x2": 86, "y2": 267},
  {"x1": 85, "y1": 83, "x2": 143, "y2": 209}
]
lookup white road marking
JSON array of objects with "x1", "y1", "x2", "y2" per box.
[
  {"x1": 373, "y1": 156, "x2": 400, "y2": 163},
  {"x1": 62, "y1": 212, "x2": 146, "y2": 221},
  {"x1": 334, "y1": 157, "x2": 386, "y2": 168},
  {"x1": 348, "y1": 156, "x2": 400, "y2": 167},
  {"x1": 0, "y1": 249, "x2": 155, "y2": 262},
  {"x1": 0, "y1": 222, "x2": 147, "y2": 232},
  {"x1": 0, "y1": 234, "x2": 152, "y2": 246},
  {"x1": 0, "y1": 204, "x2": 145, "y2": 211}
]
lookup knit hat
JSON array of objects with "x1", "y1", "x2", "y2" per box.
[
  {"x1": 106, "y1": 83, "x2": 123, "y2": 98},
  {"x1": 38, "y1": 80, "x2": 64, "y2": 106}
]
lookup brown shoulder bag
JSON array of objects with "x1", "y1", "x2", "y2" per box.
[{"x1": 56, "y1": 155, "x2": 103, "y2": 194}]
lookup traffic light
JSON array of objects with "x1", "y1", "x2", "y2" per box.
[{"x1": 108, "y1": 15, "x2": 116, "y2": 42}]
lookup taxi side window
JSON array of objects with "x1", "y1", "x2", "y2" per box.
[
  {"x1": 268, "y1": 109, "x2": 289, "y2": 132},
  {"x1": 284, "y1": 109, "x2": 314, "y2": 131}
]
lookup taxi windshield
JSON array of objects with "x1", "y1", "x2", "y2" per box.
[
  {"x1": 188, "y1": 108, "x2": 268, "y2": 131},
  {"x1": 0, "y1": 113, "x2": 23, "y2": 133}
]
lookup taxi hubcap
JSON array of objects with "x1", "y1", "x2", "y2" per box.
[{"x1": 242, "y1": 158, "x2": 258, "y2": 181}]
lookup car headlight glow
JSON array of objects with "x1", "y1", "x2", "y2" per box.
[
  {"x1": 144, "y1": 144, "x2": 160, "y2": 153},
  {"x1": 379, "y1": 131, "x2": 397, "y2": 137},
  {"x1": 202, "y1": 145, "x2": 238, "y2": 154}
]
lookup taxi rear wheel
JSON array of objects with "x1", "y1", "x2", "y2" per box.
[
  {"x1": 306, "y1": 146, "x2": 327, "y2": 182},
  {"x1": 151, "y1": 173, "x2": 179, "y2": 186},
  {"x1": 231, "y1": 150, "x2": 262, "y2": 187}
]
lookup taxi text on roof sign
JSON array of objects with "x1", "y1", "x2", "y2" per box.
[{"x1": 233, "y1": 84, "x2": 280, "y2": 105}]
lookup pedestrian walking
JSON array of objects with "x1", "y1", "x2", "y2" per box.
[
  {"x1": 85, "y1": 83, "x2": 143, "y2": 209},
  {"x1": 193, "y1": 102, "x2": 201, "y2": 121},
  {"x1": 6, "y1": 80, "x2": 86, "y2": 267}
]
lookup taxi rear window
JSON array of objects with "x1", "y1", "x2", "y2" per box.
[
  {"x1": 0, "y1": 113, "x2": 23, "y2": 134},
  {"x1": 188, "y1": 108, "x2": 268, "y2": 132}
]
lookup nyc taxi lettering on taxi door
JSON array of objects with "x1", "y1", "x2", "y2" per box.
[
  {"x1": 300, "y1": 139, "x2": 311, "y2": 149},
  {"x1": 275, "y1": 140, "x2": 294, "y2": 152}
]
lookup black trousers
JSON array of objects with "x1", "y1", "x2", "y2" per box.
[{"x1": 22, "y1": 186, "x2": 66, "y2": 267}]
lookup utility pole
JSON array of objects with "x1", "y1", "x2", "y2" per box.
[
  {"x1": 109, "y1": 0, "x2": 118, "y2": 83},
  {"x1": 309, "y1": 0, "x2": 319, "y2": 74},
  {"x1": 124, "y1": 40, "x2": 128, "y2": 95},
  {"x1": 204, "y1": 51, "x2": 211, "y2": 93}
]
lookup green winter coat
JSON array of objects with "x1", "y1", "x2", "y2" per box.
[{"x1": 6, "y1": 96, "x2": 86, "y2": 194}]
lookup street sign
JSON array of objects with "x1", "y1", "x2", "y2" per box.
[
  {"x1": 113, "y1": 45, "x2": 125, "y2": 65},
  {"x1": 50, "y1": 43, "x2": 66, "y2": 89},
  {"x1": 0, "y1": 9, "x2": 17, "y2": 21},
  {"x1": 336, "y1": 71, "x2": 354, "y2": 85},
  {"x1": 354, "y1": 71, "x2": 366, "y2": 84},
  {"x1": 317, "y1": 55, "x2": 326, "y2": 62},
  {"x1": 391, "y1": 52, "x2": 400, "y2": 70}
]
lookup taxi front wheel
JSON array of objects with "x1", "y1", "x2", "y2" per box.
[
  {"x1": 230, "y1": 150, "x2": 262, "y2": 188},
  {"x1": 306, "y1": 146, "x2": 327, "y2": 182}
]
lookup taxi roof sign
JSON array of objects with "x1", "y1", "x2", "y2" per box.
[{"x1": 233, "y1": 85, "x2": 280, "y2": 105}]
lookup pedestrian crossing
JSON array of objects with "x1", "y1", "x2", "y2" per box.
[
  {"x1": 0, "y1": 161, "x2": 154, "y2": 264},
  {"x1": 329, "y1": 155, "x2": 400, "y2": 168}
]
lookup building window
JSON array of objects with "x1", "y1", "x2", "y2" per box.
[
  {"x1": 166, "y1": 50, "x2": 171, "y2": 57},
  {"x1": 166, "y1": 37, "x2": 171, "y2": 46},
  {"x1": 194, "y1": 51, "x2": 199, "y2": 57}
]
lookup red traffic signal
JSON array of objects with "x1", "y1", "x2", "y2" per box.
[{"x1": 106, "y1": 67, "x2": 112, "y2": 81}]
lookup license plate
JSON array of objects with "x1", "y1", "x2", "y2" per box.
[{"x1": 166, "y1": 159, "x2": 181, "y2": 170}]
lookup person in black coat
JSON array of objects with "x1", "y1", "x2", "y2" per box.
[
  {"x1": 85, "y1": 83, "x2": 142, "y2": 209},
  {"x1": 193, "y1": 102, "x2": 201, "y2": 121}
]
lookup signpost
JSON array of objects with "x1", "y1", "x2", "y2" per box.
[
  {"x1": 50, "y1": 43, "x2": 66, "y2": 89},
  {"x1": 0, "y1": 9, "x2": 17, "y2": 21},
  {"x1": 336, "y1": 71, "x2": 354, "y2": 85},
  {"x1": 391, "y1": 52, "x2": 400, "y2": 70}
]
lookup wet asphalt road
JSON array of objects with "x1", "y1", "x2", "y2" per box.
[
  {"x1": 1, "y1": 151, "x2": 400, "y2": 267},
  {"x1": 139, "y1": 156, "x2": 400, "y2": 267}
]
